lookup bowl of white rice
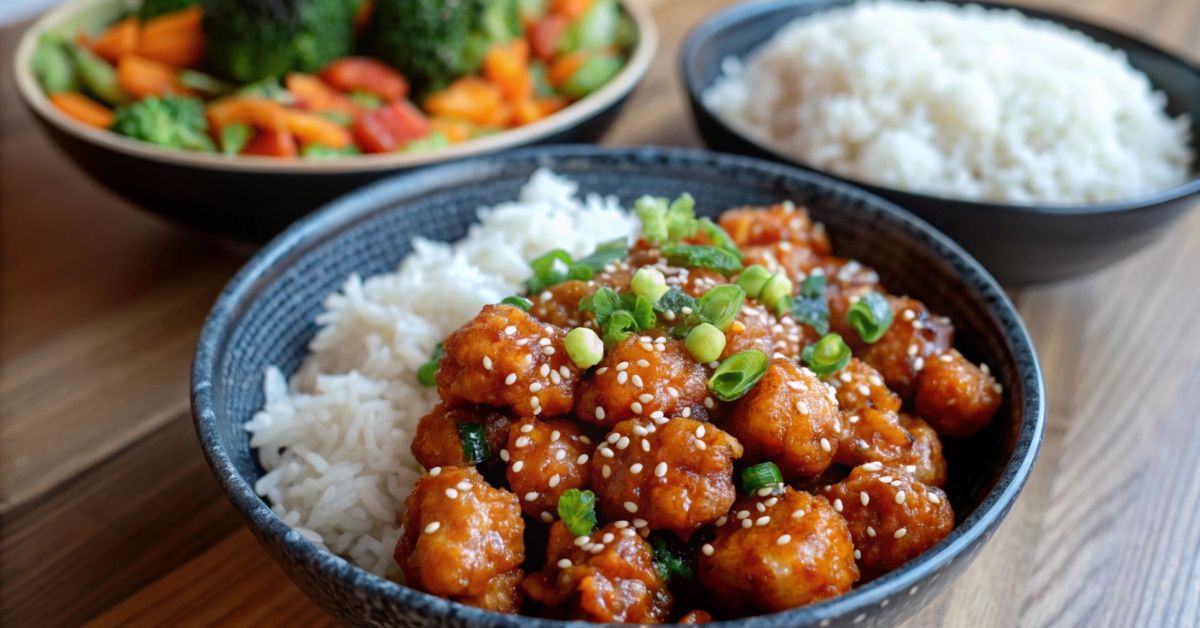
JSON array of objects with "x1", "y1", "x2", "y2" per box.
[
  {"x1": 191, "y1": 146, "x2": 1044, "y2": 626},
  {"x1": 682, "y1": 0, "x2": 1200, "y2": 285}
]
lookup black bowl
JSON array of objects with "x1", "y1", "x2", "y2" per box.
[
  {"x1": 13, "y1": 0, "x2": 657, "y2": 243},
  {"x1": 681, "y1": 0, "x2": 1200, "y2": 286},
  {"x1": 192, "y1": 146, "x2": 1044, "y2": 626}
]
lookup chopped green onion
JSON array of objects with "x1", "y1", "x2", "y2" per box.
[
  {"x1": 579, "y1": 286, "x2": 622, "y2": 320},
  {"x1": 661, "y1": 244, "x2": 743, "y2": 275},
  {"x1": 564, "y1": 327, "x2": 604, "y2": 369},
  {"x1": 708, "y1": 350, "x2": 769, "y2": 401},
  {"x1": 802, "y1": 333, "x2": 852, "y2": 376},
  {"x1": 601, "y1": 310, "x2": 639, "y2": 347},
  {"x1": 760, "y1": 273, "x2": 794, "y2": 317},
  {"x1": 457, "y1": 423, "x2": 490, "y2": 464},
  {"x1": 575, "y1": 237, "x2": 628, "y2": 272},
  {"x1": 696, "y1": 284, "x2": 746, "y2": 331},
  {"x1": 628, "y1": 294, "x2": 656, "y2": 330},
  {"x1": 846, "y1": 292, "x2": 894, "y2": 344},
  {"x1": 501, "y1": 295, "x2": 533, "y2": 311},
  {"x1": 650, "y1": 532, "x2": 694, "y2": 582},
  {"x1": 417, "y1": 342, "x2": 444, "y2": 386},
  {"x1": 698, "y1": 217, "x2": 740, "y2": 255},
  {"x1": 736, "y1": 265, "x2": 772, "y2": 298},
  {"x1": 792, "y1": 275, "x2": 830, "y2": 335},
  {"x1": 631, "y1": 267, "x2": 669, "y2": 303},
  {"x1": 635, "y1": 194, "x2": 698, "y2": 246},
  {"x1": 685, "y1": 323, "x2": 726, "y2": 363},
  {"x1": 740, "y1": 462, "x2": 784, "y2": 494},
  {"x1": 557, "y1": 488, "x2": 598, "y2": 536}
]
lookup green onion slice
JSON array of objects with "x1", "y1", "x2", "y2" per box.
[
  {"x1": 792, "y1": 275, "x2": 830, "y2": 335},
  {"x1": 526, "y1": 249, "x2": 595, "y2": 293},
  {"x1": 601, "y1": 310, "x2": 639, "y2": 347},
  {"x1": 846, "y1": 292, "x2": 893, "y2": 344},
  {"x1": 457, "y1": 423, "x2": 490, "y2": 464},
  {"x1": 661, "y1": 244, "x2": 744, "y2": 275},
  {"x1": 740, "y1": 462, "x2": 784, "y2": 494},
  {"x1": 736, "y1": 265, "x2": 772, "y2": 298},
  {"x1": 557, "y1": 488, "x2": 598, "y2": 536},
  {"x1": 696, "y1": 284, "x2": 746, "y2": 331},
  {"x1": 417, "y1": 342, "x2": 444, "y2": 386},
  {"x1": 575, "y1": 237, "x2": 628, "y2": 272},
  {"x1": 501, "y1": 295, "x2": 533, "y2": 311},
  {"x1": 698, "y1": 217, "x2": 740, "y2": 255},
  {"x1": 635, "y1": 194, "x2": 699, "y2": 246},
  {"x1": 802, "y1": 333, "x2": 852, "y2": 376},
  {"x1": 708, "y1": 350, "x2": 769, "y2": 401},
  {"x1": 650, "y1": 532, "x2": 694, "y2": 582}
]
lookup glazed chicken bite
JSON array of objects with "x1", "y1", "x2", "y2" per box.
[
  {"x1": 574, "y1": 336, "x2": 710, "y2": 427},
  {"x1": 835, "y1": 408, "x2": 945, "y2": 487},
  {"x1": 723, "y1": 358, "x2": 841, "y2": 481},
  {"x1": 718, "y1": 202, "x2": 832, "y2": 253},
  {"x1": 915, "y1": 349, "x2": 1003, "y2": 438},
  {"x1": 455, "y1": 569, "x2": 525, "y2": 614},
  {"x1": 529, "y1": 280, "x2": 595, "y2": 328},
  {"x1": 899, "y1": 414, "x2": 949, "y2": 488},
  {"x1": 824, "y1": 464, "x2": 954, "y2": 581},
  {"x1": 723, "y1": 301, "x2": 814, "y2": 361},
  {"x1": 504, "y1": 417, "x2": 594, "y2": 521},
  {"x1": 394, "y1": 466, "x2": 525, "y2": 606},
  {"x1": 826, "y1": 358, "x2": 902, "y2": 413},
  {"x1": 592, "y1": 417, "x2": 743, "y2": 539},
  {"x1": 437, "y1": 304, "x2": 581, "y2": 417},
  {"x1": 522, "y1": 521, "x2": 672, "y2": 623},
  {"x1": 698, "y1": 488, "x2": 858, "y2": 614},
  {"x1": 858, "y1": 296, "x2": 953, "y2": 397},
  {"x1": 411, "y1": 403, "x2": 512, "y2": 470}
]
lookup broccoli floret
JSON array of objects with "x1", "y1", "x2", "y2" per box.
[
  {"x1": 139, "y1": 0, "x2": 198, "y2": 21},
  {"x1": 112, "y1": 96, "x2": 216, "y2": 152},
  {"x1": 202, "y1": 0, "x2": 356, "y2": 82},
  {"x1": 369, "y1": 0, "x2": 521, "y2": 93}
]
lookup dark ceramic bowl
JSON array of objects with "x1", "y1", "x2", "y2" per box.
[
  {"x1": 12, "y1": 0, "x2": 657, "y2": 243},
  {"x1": 681, "y1": 0, "x2": 1200, "y2": 286},
  {"x1": 192, "y1": 146, "x2": 1044, "y2": 626}
]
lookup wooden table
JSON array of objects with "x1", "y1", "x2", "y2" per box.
[{"x1": 2, "y1": 0, "x2": 1198, "y2": 625}]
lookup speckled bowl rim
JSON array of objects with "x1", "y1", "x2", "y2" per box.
[
  {"x1": 192, "y1": 145, "x2": 1046, "y2": 627},
  {"x1": 13, "y1": 0, "x2": 657, "y2": 175},
  {"x1": 680, "y1": 0, "x2": 1200, "y2": 216}
]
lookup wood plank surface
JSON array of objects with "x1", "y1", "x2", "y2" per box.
[{"x1": 2, "y1": 0, "x2": 1198, "y2": 626}]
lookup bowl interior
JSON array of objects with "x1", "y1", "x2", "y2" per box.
[
  {"x1": 196, "y1": 147, "x2": 1043, "y2": 625},
  {"x1": 14, "y1": 0, "x2": 658, "y2": 175},
  {"x1": 681, "y1": 0, "x2": 1200, "y2": 211}
]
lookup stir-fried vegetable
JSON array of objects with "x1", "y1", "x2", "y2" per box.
[
  {"x1": 708, "y1": 350, "x2": 769, "y2": 401},
  {"x1": 204, "y1": 0, "x2": 356, "y2": 82},
  {"x1": 802, "y1": 333, "x2": 852, "y2": 376},
  {"x1": 112, "y1": 95, "x2": 214, "y2": 151},
  {"x1": 847, "y1": 292, "x2": 894, "y2": 343}
]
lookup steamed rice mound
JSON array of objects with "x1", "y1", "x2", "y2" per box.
[
  {"x1": 703, "y1": 1, "x2": 1194, "y2": 205},
  {"x1": 246, "y1": 171, "x2": 635, "y2": 577}
]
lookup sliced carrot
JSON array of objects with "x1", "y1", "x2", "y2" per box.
[
  {"x1": 484, "y1": 39, "x2": 533, "y2": 104},
  {"x1": 320, "y1": 57, "x2": 408, "y2": 102},
  {"x1": 528, "y1": 15, "x2": 569, "y2": 62},
  {"x1": 512, "y1": 95, "x2": 569, "y2": 126},
  {"x1": 552, "y1": 0, "x2": 594, "y2": 21},
  {"x1": 136, "y1": 6, "x2": 204, "y2": 67},
  {"x1": 116, "y1": 54, "x2": 189, "y2": 99},
  {"x1": 207, "y1": 97, "x2": 289, "y2": 132},
  {"x1": 424, "y1": 77, "x2": 508, "y2": 127},
  {"x1": 91, "y1": 16, "x2": 140, "y2": 63},
  {"x1": 286, "y1": 73, "x2": 359, "y2": 116},
  {"x1": 50, "y1": 92, "x2": 114, "y2": 128},
  {"x1": 286, "y1": 110, "x2": 352, "y2": 148},
  {"x1": 242, "y1": 127, "x2": 298, "y2": 158},
  {"x1": 352, "y1": 100, "x2": 430, "y2": 153},
  {"x1": 537, "y1": 95, "x2": 569, "y2": 116},
  {"x1": 429, "y1": 117, "x2": 475, "y2": 144},
  {"x1": 548, "y1": 51, "x2": 587, "y2": 87}
]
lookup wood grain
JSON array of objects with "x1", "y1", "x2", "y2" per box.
[{"x1": 2, "y1": 0, "x2": 1199, "y2": 626}]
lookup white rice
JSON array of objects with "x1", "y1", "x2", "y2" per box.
[
  {"x1": 246, "y1": 170, "x2": 636, "y2": 577},
  {"x1": 704, "y1": 0, "x2": 1194, "y2": 205}
]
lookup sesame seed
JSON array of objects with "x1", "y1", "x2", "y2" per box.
[
  {"x1": 632, "y1": 375, "x2": 644, "y2": 388},
  {"x1": 867, "y1": 526, "x2": 876, "y2": 537},
  {"x1": 716, "y1": 516, "x2": 728, "y2": 526},
  {"x1": 680, "y1": 408, "x2": 690, "y2": 418},
  {"x1": 638, "y1": 393, "x2": 653, "y2": 403},
  {"x1": 695, "y1": 425, "x2": 706, "y2": 438},
  {"x1": 424, "y1": 521, "x2": 441, "y2": 534},
  {"x1": 577, "y1": 454, "x2": 589, "y2": 464},
  {"x1": 895, "y1": 491, "x2": 908, "y2": 506},
  {"x1": 765, "y1": 497, "x2": 779, "y2": 507},
  {"x1": 902, "y1": 309, "x2": 915, "y2": 321},
  {"x1": 525, "y1": 492, "x2": 538, "y2": 502},
  {"x1": 499, "y1": 449, "x2": 510, "y2": 462},
  {"x1": 617, "y1": 371, "x2": 628, "y2": 385},
  {"x1": 863, "y1": 461, "x2": 882, "y2": 471},
  {"x1": 702, "y1": 543, "x2": 715, "y2": 556},
  {"x1": 907, "y1": 344, "x2": 919, "y2": 357},
  {"x1": 861, "y1": 491, "x2": 870, "y2": 506},
  {"x1": 857, "y1": 384, "x2": 870, "y2": 396},
  {"x1": 483, "y1": 356, "x2": 493, "y2": 370},
  {"x1": 641, "y1": 439, "x2": 651, "y2": 452},
  {"x1": 879, "y1": 475, "x2": 893, "y2": 484},
  {"x1": 633, "y1": 518, "x2": 648, "y2": 528},
  {"x1": 505, "y1": 325, "x2": 517, "y2": 335},
  {"x1": 512, "y1": 460, "x2": 525, "y2": 472},
  {"x1": 520, "y1": 423, "x2": 534, "y2": 433},
  {"x1": 695, "y1": 440, "x2": 706, "y2": 451},
  {"x1": 616, "y1": 436, "x2": 630, "y2": 449},
  {"x1": 602, "y1": 464, "x2": 612, "y2": 478},
  {"x1": 544, "y1": 347, "x2": 555, "y2": 355},
  {"x1": 445, "y1": 488, "x2": 458, "y2": 499},
  {"x1": 589, "y1": 544, "x2": 604, "y2": 554},
  {"x1": 615, "y1": 520, "x2": 629, "y2": 528},
  {"x1": 539, "y1": 338, "x2": 552, "y2": 347},
  {"x1": 595, "y1": 407, "x2": 606, "y2": 420},
  {"x1": 928, "y1": 493, "x2": 941, "y2": 505},
  {"x1": 793, "y1": 509, "x2": 806, "y2": 519},
  {"x1": 515, "y1": 436, "x2": 531, "y2": 448},
  {"x1": 655, "y1": 462, "x2": 668, "y2": 477},
  {"x1": 913, "y1": 357, "x2": 925, "y2": 371},
  {"x1": 607, "y1": 432, "x2": 621, "y2": 444},
  {"x1": 557, "y1": 558, "x2": 573, "y2": 569},
  {"x1": 596, "y1": 367, "x2": 609, "y2": 375},
  {"x1": 905, "y1": 464, "x2": 917, "y2": 473},
  {"x1": 549, "y1": 474, "x2": 561, "y2": 488},
  {"x1": 630, "y1": 402, "x2": 643, "y2": 414},
  {"x1": 630, "y1": 463, "x2": 643, "y2": 474},
  {"x1": 622, "y1": 528, "x2": 636, "y2": 537},
  {"x1": 616, "y1": 361, "x2": 629, "y2": 371},
  {"x1": 632, "y1": 425, "x2": 648, "y2": 436},
  {"x1": 854, "y1": 549, "x2": 862, "y2": 560},
  {"x1": 602, "y1": 532, "x2": 615, "y2": 543},
  {"x1": 742, "y1": 519, "x2": 753, "y2": 529},
  {"x1": 579, "y1": 436, "x2": 592, "y2": 445},
  {"x1": 574, "y1": 536, "x2": 589, "y2": 547},
  {"x1": 539, "y1": 364, "x2": 550, "y2": 377},
  {"x1": 600, "y1": 447, "x2": 614, "y2": 458},
  {"x1": 540, "y1": 511, "x2": 555, "y2": 523},
  {"x1": 529, "y1": 382, "x2": 543, "y2": 392},
  {"x1": 736, "y1": 510, "x2": 750, "y2": 519},
  {"x1": 704, "y1": 397, "x2": 715, "y2": 409},
  {"x1": 839, "y1": 372, "x2": 853, "y2": 383},
  {"x1": 624, "y1": 501, "x2": 638, "y2": 513},
  {"x1": 755, "y1": 516, "x2": 770, "y2": 526},
  {"x1": 939, "y1": 353, "x2": 953, "y2": 363},
  {"x1": 756, "y1": 502, "x2": 766, "y2": 513},
  {"x1": 551, "y1": 430, "x2": 561, "y2": 441},
  {"x1": 429, "y1": 467, "x2": 442, "y2": 476},
  {"x1": 456, "y1": 481, "x2": 470, "y2": 491},
  {"x1": 894, "y1": 528, "x2": 908, "y2": 539},
  {"x1": 560, "y1": 366, "x2": 571, "y2": 378},
  {"x1": 796, "y1": 401, "x2": 810, "y2": 414},
  {"x1": 820, "y1": 438, "x2": 832, "y2": 453},
  {"x1": 834, "y1": 498, "x2": 844, "y2": 512},
  {"x1": 505, "y1": 373, "x2": 517, "y2": 385},
  {"x1": 777, "y1": 534, "x2": 792, "y2": 545}
]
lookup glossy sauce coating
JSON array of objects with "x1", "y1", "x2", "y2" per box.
[
  {"x1": 504, "y1": 417, "x2": 594, "y2": 520},
  {"x1": 437, "y1": 304, "x2": 580, "y2": 417},
  {"x1": 522, "y1": 521, "x2": 672, "y2": 623},
  {"x1": 591, "y1": 417, "x2": 743, "y2": 539},
  {"x1": 915, "y1": 349, "x2": 1003, "y2": 438},
  {"x1": 411, "y1": 403, "x2": 512, "y2": 470},
  {"x1": 573, "y1": 337, "x2": 710, "y2": 428},
  {"x1": 724, "y1": 358, "x2": 841, "y2": 480},
  {"x1": 823, "y1": 464, "x2": 954, "y2": 581},
  {"x1": 834, "y1": 407, "x2": 946, "y2": 487},
  {"x1": 698, "y1": 489, "x2": 859, "y2": 614},
  {"x1": 859, "y1": 296, "x2": 953, "y2": 397},
  {"x1": 826, "y1": 358, "x2": 902, "y2": 414}
]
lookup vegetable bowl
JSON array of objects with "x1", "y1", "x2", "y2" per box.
[{"x1": 13, "y1": 0, "x2": 657, "y2": 242}]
